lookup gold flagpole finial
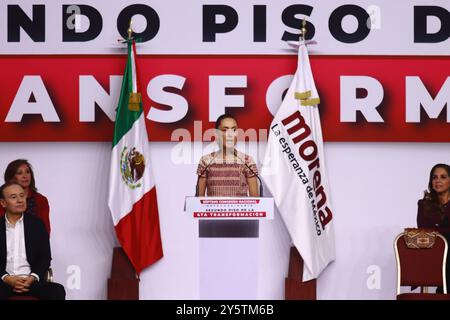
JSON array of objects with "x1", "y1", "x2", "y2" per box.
[
  {"x1": 127, "y1": 20, "x2": 133, "y2": 40},
  {"x1": 300, "y1": 17, "x2": 307, "y2": 41},
  {"x1": 126, "y1": 19, "x2": 141, "y2": 111}
]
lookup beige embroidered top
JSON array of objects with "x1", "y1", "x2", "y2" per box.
[{"x1": 197, "y1": 150, "x2": 258, "y2": 197}]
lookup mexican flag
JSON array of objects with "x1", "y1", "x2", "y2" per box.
[{"x1": 108, "y1": 40, "x2": 163, "y2": 275}]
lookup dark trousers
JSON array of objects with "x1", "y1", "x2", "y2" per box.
[{"x1": 0, "y1": 280, "x2": 66, "y2": 300}]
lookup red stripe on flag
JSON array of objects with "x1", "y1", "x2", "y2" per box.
[{"x1": 114, "y1": 187, "x2": 163, "y2": 274}]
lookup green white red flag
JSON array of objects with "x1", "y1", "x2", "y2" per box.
[{"x1": 108, "y1": 40, "x2": 163, "y2": 274}]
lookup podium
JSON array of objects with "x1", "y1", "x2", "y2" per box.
[{"x1": 185, "y1": 197, "x2": 274, "y2": 299}]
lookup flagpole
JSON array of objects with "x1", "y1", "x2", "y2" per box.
[
  {"x1": 127, "y1": 20, "x2": 133, "y2": 40},
  {"x1": 300, "y1": 17, "x2": 307, "y2": 42}
]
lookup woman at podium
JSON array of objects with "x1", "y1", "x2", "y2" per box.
[
  {"x1": 196, "y1": 114, "x2": 259, "y2": 197},
  {"x1": 193, "y1": 115, "x2": 263, "y2": 299}
]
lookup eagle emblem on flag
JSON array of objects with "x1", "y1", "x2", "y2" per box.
[{"x1": 120, "y1": 146, "x2": 146, "y2": 189}]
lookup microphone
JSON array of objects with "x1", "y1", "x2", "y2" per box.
[
  {"x1": 195, "y1": 151, "x2": 219, "y2": 196},
  {"x1": 233, "y1": 149, "x2": 264, "y2": 197}
]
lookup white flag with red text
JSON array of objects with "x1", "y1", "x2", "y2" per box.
[{"x1": 261, "y1": 41, "x2": 335, "y2": 281}]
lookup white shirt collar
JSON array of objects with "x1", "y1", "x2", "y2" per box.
[{"x1": 5, "y1": 213, "x2": 24, "y2": 227}]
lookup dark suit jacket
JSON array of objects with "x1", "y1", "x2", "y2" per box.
[{"x1": 0, "y1": 214, "x2": 51, "y2": 281}]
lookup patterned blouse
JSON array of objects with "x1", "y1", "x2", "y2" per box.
[{"x1": 197, "y1": 150, "x2": 258, "y2": 197}]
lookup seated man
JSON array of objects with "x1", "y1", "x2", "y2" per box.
[{"x1": 0, "y1": 182, "x2": 65, "y2": 300}]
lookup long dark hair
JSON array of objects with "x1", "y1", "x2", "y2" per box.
[
  {"x1": 422, "y1": 163, "x2": 450, "y2": 215},
  {"x1": 4, "y1": 159, "x2": 37, "y2": 192}
]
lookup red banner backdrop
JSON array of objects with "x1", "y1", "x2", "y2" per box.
[{"x1": 0, "y1": 55, "x2": 449, "y2": 142}]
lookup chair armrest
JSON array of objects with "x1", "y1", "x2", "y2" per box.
[{"x1": 45, "y1": 267, "x2": 53, "y2": 283}]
